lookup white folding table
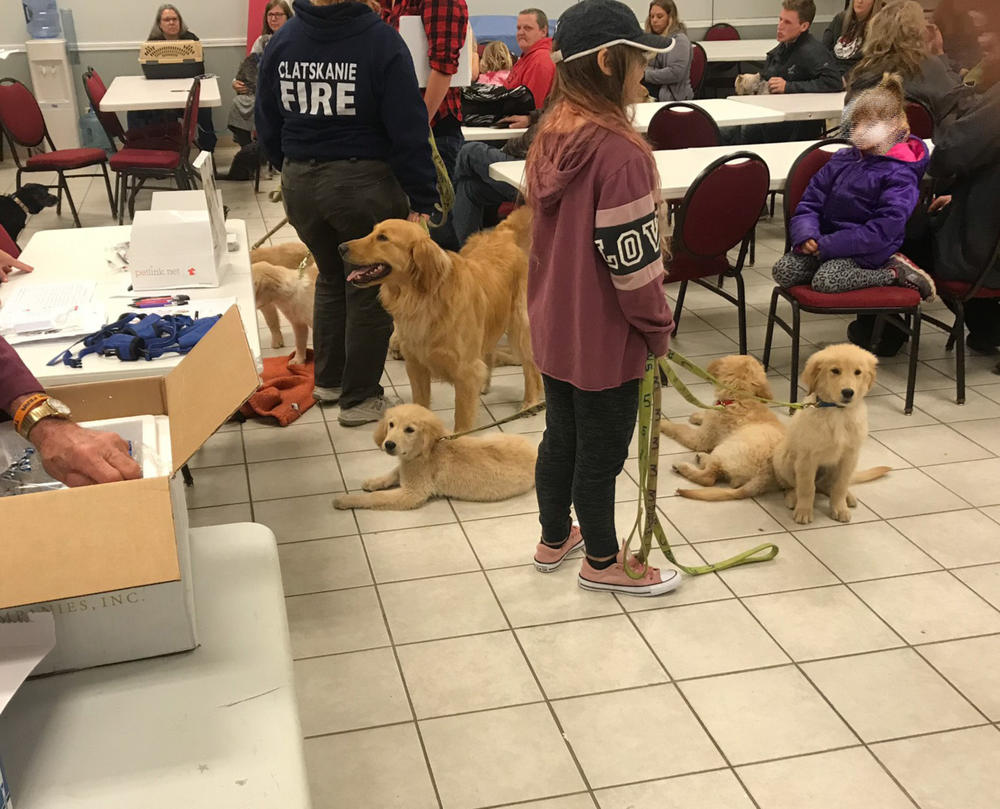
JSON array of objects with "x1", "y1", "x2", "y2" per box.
[
  {"x1": 727, "y1": 92, "x2": 847, "y2": 122},
  {"x1": 0, "y1": 523, "x2": 311, "y2": 809},
  {"x1": 4, "y1": 219, "x2": 262, "y2": 387},
  {"x1": 697, "y1": 38, "x2": 775, "y2": 63},
  {"x1": 99, "y1": 76, "x2": 222, "y2": 112},
  {"x1": 462, "y1": 98, "x2": 787, "y2": 142}
]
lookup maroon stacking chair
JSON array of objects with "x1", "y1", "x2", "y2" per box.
[
  {"x1": 82, "y1": 67, "x2": 180, "y2": 152},
  {"x1": 110, "y1": 80, "x2": 200, "y2": 223},
  {"x1": 762, "y1": 139, "x2": 924, "y2": 413},
  {"x1": 690, "y1": 41, "x2": 707, "y2": 96},
  {"x1": 0, "y1": 77, "x2": 114, "y2": 227},
  {"x1": 647, "y1": 102, "x2": 720, "y2": 150},
  {"x1": 704, "y1": 23, "x2": 740, "y2": 40},
  {"x1": 700, "y1": 23, "x2": 741, "y2": 99},
  {"x1": 0, "y1": 224, "x2": 19, "y2": 258},
  {"x1": 920, "y1": 230, "x2": 1000, "y2": 404},
  {"x1": 904, "y1": 100, "x2": 934, "y2": 140},
  {"x1": 666, "y1": 151, "x2": 770, "y2": 354}
]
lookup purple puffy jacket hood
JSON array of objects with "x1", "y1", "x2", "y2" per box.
[{"x1": 789, "y1": 136, "x2": 930, "y2": 268}]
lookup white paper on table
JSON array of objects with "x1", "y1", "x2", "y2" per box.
[
  {"x1": 0, "y1": 612, "x2": 56, "y2": 715},
  {"x1": 0, "y1": 281, "x2": 106, "y2": 344}
]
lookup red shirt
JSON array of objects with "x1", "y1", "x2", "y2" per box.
[
  {"x1": 504, "y1": 36, "x2": 556, "y2": 109},
  {"x1": 0, "y1": 337, "x2": 42, "y2": 414},
  {"x1": 382, "y1": 0, "x2": 469, "y2": 127}
]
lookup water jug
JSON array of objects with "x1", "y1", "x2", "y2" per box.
[{"x1": 23, "y1": 0, "x2": 62, "y2": 39}]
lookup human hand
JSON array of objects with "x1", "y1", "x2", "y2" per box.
[
  {"x1": 0, "y1": 249, "x2": 32, "y2": 283},
  {"x1": 30, "y1": 419, "x2": 142, "y2": 487},
  {"x1": 499, "y1": 114, "x2": 531, "y2": 129},
  {"x1": 925, "y1": 23, "x2": 945, "y2": 56},
  {"x1": 232, "y1": 79, "x2": 248, "y2": 94},
  {"x1": 767, "y1": 77, "x2": 787, "y2": 94},
  {"x1": 407, "y1": 211, "x2": 430, "y2": 224},
  {"x1": 799, "y1": 239, "x2": 819, "y2": 255},
  {"x1": 928, "y1": 195, "x2": 952, "y2": 213}
]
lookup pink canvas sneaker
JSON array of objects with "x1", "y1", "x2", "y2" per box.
[
  {"x1": 534, "y1": 523, "x2": 585, "y2": 572},
  {"x1": 578, "y1": 553, "x2": 681, "y2": 597}
]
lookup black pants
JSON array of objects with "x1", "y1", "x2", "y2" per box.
[
  {"x1": 281, "y1": 158, "x2": 409, "y2": 408},
  {"x1": 536, "y1": 375, "x2": 639, "y2": 560}
]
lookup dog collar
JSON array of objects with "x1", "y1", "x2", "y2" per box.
[
  {"x1": 714, "y1": 399, "x2": 736, "y2": 407},
  {"x1": 12, "y1": 196, "x2": 30, "y2": 216},
  {"x1": 814, "y1": 398, "x2": 844, "y2": 408}
]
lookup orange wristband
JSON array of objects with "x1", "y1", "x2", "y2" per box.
[{"x1": 12, "y1": 393, "x2": 48, "y2": 436}]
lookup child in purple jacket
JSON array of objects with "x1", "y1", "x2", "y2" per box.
[{"x1": 773, "y1": 73, "x2": 937, "y2": 299}]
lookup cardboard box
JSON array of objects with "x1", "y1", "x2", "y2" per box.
[
  {"x1": 0, "y1": 307, "x2": 259, "y2": 674},
  {"x1": 400, "y1": 15, "x2": 474, "y2": 87}
]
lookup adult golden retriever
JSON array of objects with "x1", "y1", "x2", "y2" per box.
[
  {"x1": 333, "y1": 404, "x2": 537, "y2": 510},
  {"x1": 250, "y1": 241, "x2": 315, "y2": 364},
  {"x1": 662, "y1": 355, "x2": 786, "y2": 500},
  {"x1": 773, "y1": 343, "x2": 888, "y2": 524},
  {"x1": 338, "y1": 207, "x2": 542, "y2": 432}
]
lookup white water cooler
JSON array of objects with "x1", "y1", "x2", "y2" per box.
[{"x1": 25, "y1": 38, "x2": 80, "y2": 149}]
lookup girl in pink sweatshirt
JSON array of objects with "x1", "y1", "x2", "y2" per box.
[{"x1": 526, "y1": 0, "x2": 680, "y2": 597}]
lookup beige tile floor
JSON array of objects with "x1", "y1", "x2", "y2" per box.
[{"x1": 5, "y1": 151, "x2": 1000, "y2": 809}]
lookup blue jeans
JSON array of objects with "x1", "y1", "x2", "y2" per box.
[
  {"x1": 430, "y1": 132, "x2": 464, "y2": 251},
  {"x1": 453, "y1": 141, "x2": 520, "y2": 244}
]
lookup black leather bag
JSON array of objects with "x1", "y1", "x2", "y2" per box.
[{"x1": 460, "y1": 84, "x2": 535, "y2": 126}]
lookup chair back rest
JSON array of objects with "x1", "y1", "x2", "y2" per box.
[
  {"x1": 783, "y1": 139, "x2": 852, "y2": 250},
  {"x1": 82, "y1": 67, "x2": 126, "y2": 147},
  {"x1": 647, "y1": 102, "x2": 720, "y2": 150},
  {"x1": 179, "y1": 79, "x2": 201, "y2": 159},
  {"x1": 0, "y1": 78, "x2": 46, "y2": 149},
  {"x1": 0, "y1": 224, "x2": 20, "y2": 259},
  {"x1": 705, "y1": 23, "x2": 740, "y2": 41},
  {"x1": 690, "y1": 41, "x2": 707, "y2": 94},
  {"x1": 904, "y1": 100, "x2": 933, "y2": 139},
  {"x1": 675, "y1": 151, "x2": 770, "y2": 258}
]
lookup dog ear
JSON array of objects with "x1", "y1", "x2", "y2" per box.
[
  {"x1": 373, "y1": 416, "x2": 388, "y2": 448},
  {"x1": 863, "y1": 355, "x2": 878, "y2": 394},
  {"x1": 410, "y1": 237, "x2": 449, "y2": 294},
  {"x1": 802, "y1": 356, "x2": 822, "y2": 394},
  {"x1": 418, "y1": 411, "x2": 448, "y2": 454},
  {"x1": 756, "y1": 375, "x2": 775, "y2": 400}
]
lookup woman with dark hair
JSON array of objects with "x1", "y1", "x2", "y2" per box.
[
  {"x1": 229, "y1": 0, "x2": 292, "y2": 147},
  {"x1": 643, "y1": 0, "x2": 693, "y2": 101},
  {"x1": 823, "y1": 0, "x2": 884, "y2": 75}
]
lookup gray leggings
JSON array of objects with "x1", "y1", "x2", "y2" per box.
[{"x1": 772, "y1": 252, "x2": 896, "y2": 293}]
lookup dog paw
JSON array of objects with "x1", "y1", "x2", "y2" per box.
[
  {"x1": 333, "y1": 494, "x2": 357, "y2": 510},
  {"x1": 689, "y1": 413, "x2": 704, "y2": 425},
  {"x1": 288, "y1": 354, "x2": 306, "y2": 366},
  {"x1": 784, "y1": 490, "x2": 797, "y2": 509},
  {"x1": 270, "y1": 336, "x2": 285, "y2": 349},
  {"x1": 831, "y1": 505, "x2": 852, "y2": 523},
  {"x1": 846, "y1": 491, "x2": 857, "y2": 508},
  {"x1": 793, "y1": 505, "x2": 814, "y2": 524},
  {"x1": 362, "y1": 478, "x2": 380, "y2": 492}
]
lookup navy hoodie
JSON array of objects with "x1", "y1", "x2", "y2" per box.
[{"x1": 255, "y1": 0, "x2": 438, "y2": 214}]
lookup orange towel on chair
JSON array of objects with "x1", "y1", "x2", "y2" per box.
[{"x1": 240, "y1": 350, "x2": 317, "y2": 426}]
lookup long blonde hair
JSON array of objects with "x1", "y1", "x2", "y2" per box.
[
  {"x1": 851, "y1": 0, "x2": 928, "y2": 80},
  {"x1": 481, "y1": 41, "x2": 513, "y2": 72},
  {"x1": 526, "y1": 45, "x2": 657, "y2": 199}
]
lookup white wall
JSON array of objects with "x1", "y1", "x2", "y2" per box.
[{"x1": 0, "y1": 0, "x2": 845, "y2": 50}]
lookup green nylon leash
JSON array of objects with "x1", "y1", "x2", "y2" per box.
[{"x1": 622, "y1": 354, "x2": 780, "y2": 579}]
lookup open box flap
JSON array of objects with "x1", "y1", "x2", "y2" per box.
[
  {"x1": 0, "y1": 477, "x2": 179, "y2": 610},
  {"x1": 163, "y1": 305, "x2": 260, "y2": 473}
]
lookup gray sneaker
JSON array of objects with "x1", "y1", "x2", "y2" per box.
[
  {"x1": 313, "y1": 385, "x2": 342, "y2": 404},
  {"x1": 338, "y1": 393, "x2": 402, "y2": 427},
  {"x1": 889, "y1": 253, "x2": 936, "y2": 300}
]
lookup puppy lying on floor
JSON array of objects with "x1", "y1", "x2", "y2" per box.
[
  {"x1": 249, "y1": 241, "x2": 316, "y2": 365},
  {"x1": 661, "y1": 355, "x2": 785, "y2": 499},
  {"x1": 333, "y1": 404, "x2": 537, "y2": 510},
  {"x1": 0, "y1": 184, "x2": 59, "y2": 242},
  {"x1": 773, "y1": 343, "x2": 888, "y2": 524}
]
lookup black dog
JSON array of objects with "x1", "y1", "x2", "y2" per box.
[{"x1": 0, "y1": 184, "x2": 59, "y2": 243}]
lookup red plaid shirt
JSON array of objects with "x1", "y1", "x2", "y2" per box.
[{"x1": 382, "y1": 0, "x2": 468, "y2": 127}]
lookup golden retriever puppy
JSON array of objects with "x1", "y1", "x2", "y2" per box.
[
  {"x1": 662, "y1": 355, "x2": 786, "y2": 500},
  {"x1": 772, "y1": 344, "x2": 887, "y2": 524},
  {"x1": 251, "y1": 260, "x2": 318, "y2": 365},
  {"x1": 333, "y1": 404, "x2": 537, "y2": 510},
  {"x1": 339, "y1": 207, "x2": 542, "y2": 432},
  {"x1": 250, "y1": 241, "x2": 312, "y2": 269}
]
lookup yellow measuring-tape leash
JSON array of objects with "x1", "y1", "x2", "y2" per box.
[{"x1": 622, "y1": 354, "x2": 781, "y2": 578}]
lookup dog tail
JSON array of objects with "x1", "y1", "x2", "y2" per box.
[
  {"x1": 851, "y1": 465, "x2": 891, "y2": 483},
  {"x1": 677, "y1": 473, "x2": 774, "y2": 501}
]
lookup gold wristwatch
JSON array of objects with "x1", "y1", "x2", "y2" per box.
[{"x1": 12, "y1": 394, "x2": 72, "y2": 440}]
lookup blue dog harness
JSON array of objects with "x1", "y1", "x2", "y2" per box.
[{"x1": 47, "y1": 312, "x2": 221, "y2": 368}]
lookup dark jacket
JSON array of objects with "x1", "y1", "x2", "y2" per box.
[
  {"x1": 644, "y1": 32, "x2": 694, "y2": 102},
  {"x1": 928, "y1": 83, "x2": 1000, "y2": 287},
  {"x1": 847, "y1": 55, "x2": 970, "y2": 127},
  {"x1": 822, "y1": 11, "x2": 864, "y2": 76},
  {"x1": 255, "y1": 0, "x2": 438, "y2": 214},
  {"x1": 790, "y1": 137, "x2": 930, "y2": 268},
  {"x1": 761, "y1": 31, "x2": 842, "y2": 93}
]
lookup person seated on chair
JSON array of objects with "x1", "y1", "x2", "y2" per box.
[
  {"x1": 477, "y1": 41, "x2": 514, "y2": 85},
  {"x1": 761, "y1": 0, "x2": 842, "y2": 94},
  {"x1": 229, "y1": 0, "x2": 291, "y2": 148},
  {"x1": 823, "y1": 0, "x2": 885, "y2": 78},
  {"x1": 134, "y1": 4, "x2": 217, "y2": 153},
  {"x1": 772, "y1": 74, "x2": 935, "y2": 300},
  {"x1": 502, "y1": 8, "x2": 556, "y2": 109},
  {"x1": 643, "y1": 0, "x2": 693, "y2": 101}
]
